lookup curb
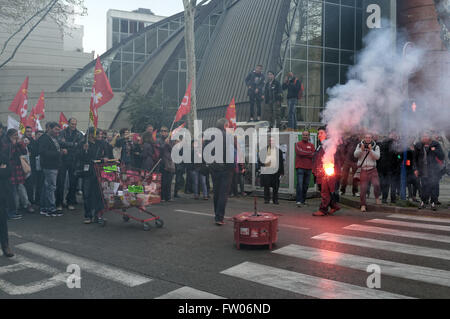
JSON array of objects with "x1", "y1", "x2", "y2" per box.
[{"x1": 340, "y1": 196, "x2": 450, "y2": 218}]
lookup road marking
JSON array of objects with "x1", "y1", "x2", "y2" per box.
[
  {"x1": 278, "y1": 224, "x2": 310, "y2": 231},
  {"x1": 174, "y1": 210, "x2": 309, "y2": 230},
  {"x1": 175, "y1": 210, "x2": 218, "y2": 218},
  {"x1": 344, "y1": 224, "x2": 450, "y2": 244},
  {"x1": 221, "y1": 262, "x2": 413, "y2": 299},
  {"x1": 273, "y1": 245, "x2": 450, "y2": 287},
  {"x1": 312, "y1": 233, "x2": 450, "y2": 260},
  {"x1": 0, "y1": 255, "x2": 67, "y2": 295},
  {"x1": 388, "y1": 214, "x2": 450, "y2": 225},
  {"x1": 16, "y1": 242, "x2": 152, "y2": 287},
  {"x1": 368, "y1": 219, "x2": 450, "y2": 232},
  {"x1": 156, "y1": 287, "x2": 225, "y2": 299}
]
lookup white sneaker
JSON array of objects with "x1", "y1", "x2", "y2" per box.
[
  {"x1": 68, "y1": 205, "x2": 75, "y2": 211},
  {"x1": 376, "y1": 199, "x2": 382, "y2": 205},
  {"x1": 56, "y1": 206, "x2": 63, "y2": 212},
  {"x1": 361, "y1": 206, "x2": 367, "y2": 212}
]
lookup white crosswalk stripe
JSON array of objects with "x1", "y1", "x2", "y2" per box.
[
  {"x1": 221, "y1": 262, "x2": 414, "y2": 299},
  {"x1": 367, "y1": 219, "x2": 450, "y2": 232},
  {"x1": 273, "y1": 245, "x2": 450, "y2": 287},
  {"x1": 343, "y1": 224, "x2": 450, "y2": 244},
  {"x1": 155, "y1": 287, "x2": 225, "y2": 299},
  {"x1": 16, "y1": 242, "x2": 152, "y2": 287},
  {"x1": 312, "y1": 233, "x2": 450, "y2": 260},
  {"x1": 388, "y1": 214, "x2": 450, "y2": 224}
]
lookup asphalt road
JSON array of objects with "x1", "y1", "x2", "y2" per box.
[{"x1": 1, "y1": 195, "x2": 450, "y2": 299}]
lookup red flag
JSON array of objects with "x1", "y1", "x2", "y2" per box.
[
  {"x1": 226, "y1": 97, "x2": 237, "y2": 129},
  {"x1": 9, "y1": 77, "x2": 29, "y2": 132},
  {"x1": 25, "y1": 108, "x2": 37, "y2": 132},
  {"x1": 59, "y1": 112, "x2": 68, "y2": 129},
  {"x1": 90, "y1": 57, "x2": 114, "y2": 129},
  {"x1": 34, "y1": 91, "x2": 45, "y2": 120},
  {"x1": 175, "y1": 81, "x2": 192, "y2": 123},
  {"x1": 171, "y1": 123, "x2": 186, "y2": 138}
]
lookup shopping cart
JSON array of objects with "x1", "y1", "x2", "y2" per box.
[{"x1": 93, "y1": 160, "x2": 164, "y2": 231}]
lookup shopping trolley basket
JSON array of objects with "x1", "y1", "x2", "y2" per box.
[{"x1": 93, "y1": 160, "x2": 164, "y2": 231}]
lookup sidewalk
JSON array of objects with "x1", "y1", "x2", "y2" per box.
[{"x1": 339, "y1": 176, "x2": 450, "y2": 217}]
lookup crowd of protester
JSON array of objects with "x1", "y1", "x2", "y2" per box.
[
  {"x1": 296, "y1": 127, "x2": 449, "y2": 215},
  {"x1": 1, "y1": 116, "x2": 449, "y2": 257}
]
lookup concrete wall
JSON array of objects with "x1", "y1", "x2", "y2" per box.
[
  {"x1": 0, "y1": 91, "x2": 125, "y2": 132},
  {"x1": 0, "y1": 19, "x2": 94, "y2": 95}
]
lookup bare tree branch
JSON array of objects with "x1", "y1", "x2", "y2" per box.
[{"x1": 0, "y1": 0, "x2": 59, "y2": 70}]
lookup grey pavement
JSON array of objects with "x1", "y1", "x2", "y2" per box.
[{"x1": 1, "y1": 194, "x2": 450, "y2": 299}]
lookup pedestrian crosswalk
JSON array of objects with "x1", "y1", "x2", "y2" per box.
[{"x1": 221, "y1": 214, "x2": 450, "y2": 299}]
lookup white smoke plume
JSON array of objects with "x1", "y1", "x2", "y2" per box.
[{"x1": 321, "y1": 28, "x2": 431, "y2": 165}]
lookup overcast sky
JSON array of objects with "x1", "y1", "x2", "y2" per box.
[{"x1": 76, "y1": 0, "x2": 184, "y2": 56}]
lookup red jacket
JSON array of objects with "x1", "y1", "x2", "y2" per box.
[{"x1": 295, "y1": 140, "x2": 315, "y2": 170}]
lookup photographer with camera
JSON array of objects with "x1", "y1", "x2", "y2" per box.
[
  {"x1": 354, "y1": 134, "x2": 381, "y2": 212},
  {"x1": 282, "y1": 72, "x2": 303, "y2": 130}
]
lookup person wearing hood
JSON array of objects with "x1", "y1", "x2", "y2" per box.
[
  {"x1": 354, "y1": 134, "x2": 381, "y2": 212},
  {"x1": 414, "y1": 132, "x2": 445, "y2": 211}
]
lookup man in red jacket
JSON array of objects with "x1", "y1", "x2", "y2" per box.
[
  {"x1": 312, "y1": 127, "x2": 341, "y2": 217},
  {"x1": 295, "y1": 131, "x2": 315, "y2": 206}
]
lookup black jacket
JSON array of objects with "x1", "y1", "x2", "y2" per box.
[
  {"x1": 38, "y1": 134, "x2": 62, "y2": 170},
  {"x1": 414, "y1": 141, "x2": 445, "y2": 178},
  {"x1": 58, "y1": 128, "x2": 84, "y2": 163},
  {"x1": 264, "y1": 79, "x2": 283, "y2": 104},
  {"x1": 282, "y1": 78, "x2": 302, "y2": 100},
  {"x1": 0, "y1": 153, "x2": 12, "y2": 205},
  {"x1": 245, "y1": 71, "x2": 265, "y2": 95},
  {"x1": 377, "y1": 139, "x2": 402, "y2": 175},
  {"x1": 77, "y1": 140, "x2": 111, "y2": 177}
]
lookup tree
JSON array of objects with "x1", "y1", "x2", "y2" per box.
[
  {"x1": 0, "y1": 0, "x2": 86, "y2": 69},
  {"x1": 126, "y1": 87, "x2": 177, "y2": 133},
  {"x1": 182, "y1": 0, "x2": 198, "y2": 133}
]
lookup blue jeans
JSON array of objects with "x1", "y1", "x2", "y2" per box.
[
  {"x1": 41, "y1": 169, "x2": 58, "y2": 213},
  {"x1": 288, "y1": 98, "x2": 297, "y2": 129},
  {"x1": 191, "y1": 169, "x2": 208, "y2": 197},
  {"x1": 296, "y1": 168, "x2": 312, "y2": 204}
]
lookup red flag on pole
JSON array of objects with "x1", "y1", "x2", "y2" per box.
[
  {"x1": 90, "y1": 57, "x2": 114, "y2": 129},
  {"x1": 26, "y1": 108, "x2": 37, "y2": 132},
  {"x1": 170, "y1": 123, "x2": 186, "y2": 138},
  {"x1": 9, "y1": 77, "x2": 29, "y2": 133},
  {"x1": 226, "y1": 97, "x2": 237, "y2": 129},
  {"x1": 34, "y1": 91, "x2": 45, "y2": 120},
  {"x1": 175, "y1": 81, "x2": 192, "y2": 123},
  {"x1": 59, "y1": 112, "x2": 69, "y2": 129}
]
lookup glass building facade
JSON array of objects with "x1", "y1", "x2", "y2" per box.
[{"x1": 279, "y1": 0, "x2": 363, "y2": 125}]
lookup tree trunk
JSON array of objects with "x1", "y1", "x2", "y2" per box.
[{"x1": 183, "y1": 0, "x2": 197, "y2": 134}]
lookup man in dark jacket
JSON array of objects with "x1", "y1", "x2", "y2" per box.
[
  {"x1": 282, "y1": 72, "x2": 303, "y2": 130},
  {"x1": 377, "y1": 133, "x2": 402, "y2": 204},
  {"x1": 260, "y1": 138, "x2": 284, "y2": 205},
  {"x1": 264, "y1": 71, "x2": 283, "y2": 128},
  {"x1": 339, "y1": 134, "x2": 360, "y2": 197},
  {"x1": 245, "y1": 64, "x2": 265, "y2": 122},
  {"x1": 0, "y1": 153, "x2": 14, "y2": 257},
  {"x1": 210, "y1": 118, "x2": 235, "y2": 225},
  {"x1": 39, "y1": 122, "x2": 65, "y2": 217},
  {"x1": 56, "y1": 118, "x2": 84, "y2": 211},
  {"x1": 158, "y1": 127, "x2": 175, "y2": 202},
  {"x1": 24, "y1": 126, "x2": 38, "y2": 205},
  {"x1": 78, "y1": 128, "x2": 111, "y2": 224},
  {"x1": 414, "y1": 132, "x2": 445, "y2": 211}
]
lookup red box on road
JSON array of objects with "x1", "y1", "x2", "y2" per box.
[{"x1": 233, "y1": 212, "x2": 279, "y2": 250}]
